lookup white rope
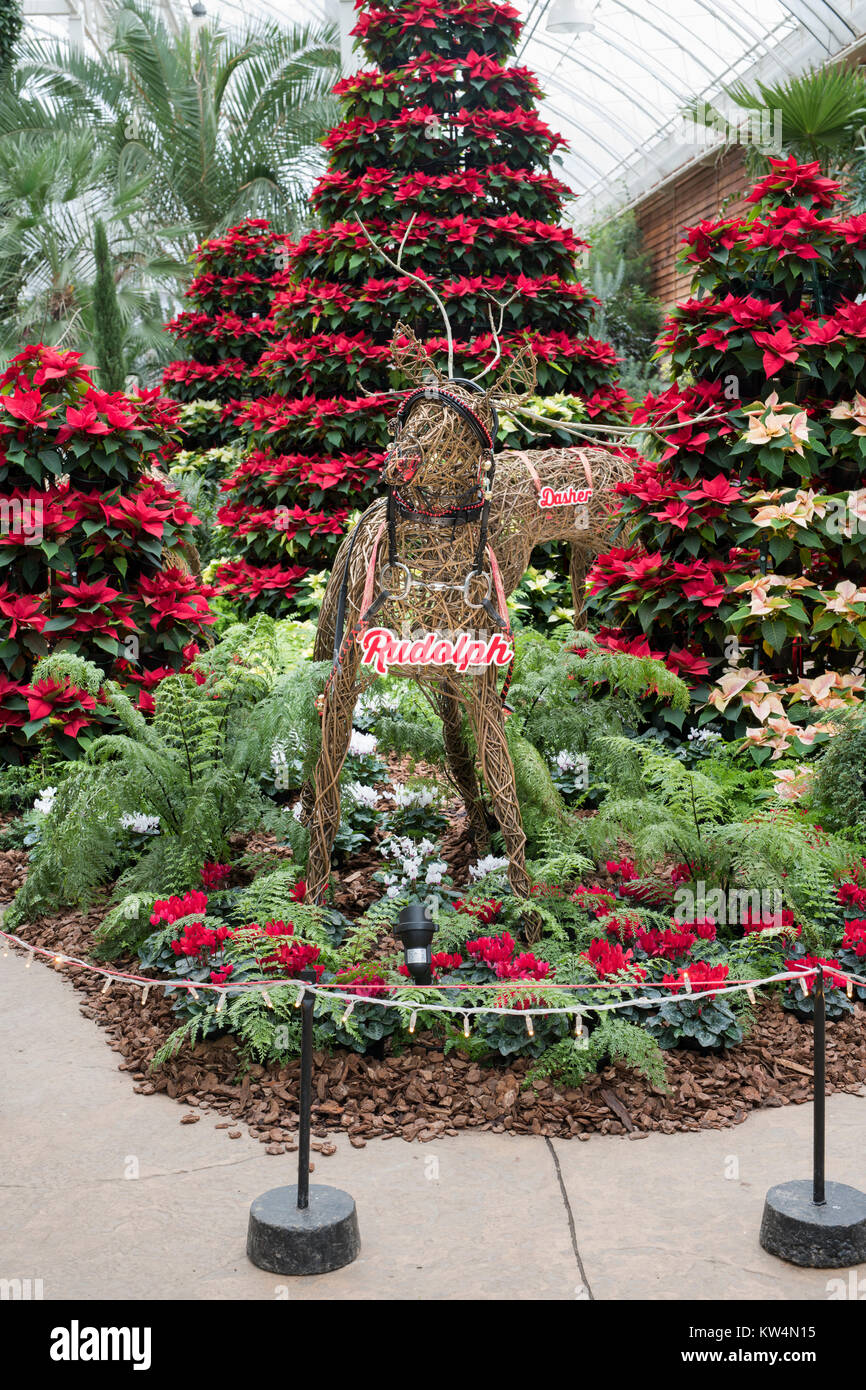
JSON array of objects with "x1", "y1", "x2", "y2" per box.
[{"x1": 0, "y1": 929, "x2": 840, "y2": 1023}]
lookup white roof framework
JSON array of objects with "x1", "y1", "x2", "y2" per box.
[
  {"x1": 514, "y1": 0, "x2": 866, "y2": 223},
  {"x1": 22, "y1": 0, "x2": 866, "y2": 221}
]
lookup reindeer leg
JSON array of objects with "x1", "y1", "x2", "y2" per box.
[
  {"x1": 468, "y1": 668, "x2": 532, "y2": 902},
  {"x1": 306, "y1": 648, "x2": 361, "y2": 904},
  {"x1": 569, "y1": 544, "x2": 588, "y2": 630},
  {"x1": 439, "y1": 683, "x2": 488, "y2": 849}
]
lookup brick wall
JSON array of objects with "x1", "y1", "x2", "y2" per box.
[{"x1": 635, "y1": 146, "x2": 750, "y2": 308}]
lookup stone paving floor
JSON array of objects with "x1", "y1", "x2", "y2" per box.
[{"x1": 2, "y1": 947, "x2": 865, "y2": 1300}]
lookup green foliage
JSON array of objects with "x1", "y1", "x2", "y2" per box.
[
  {"x1": 9, "y1": 623, "x2": 330, "y2": 923},
  {"x1": 0, "y1": 0, "x2": 21, "y2": 80},
  {"x1": 92, "y1": 892, "x2": 158, "y2": 957},
  {"x1": 234, "y1": 869, "x2": 346, "y2": 946},
  {"x1": 506, "y1": 725, "x2": 573, "y2": 848},
  {"x1": 647, "y1": 989, "x2": 743, "y2": 1051},
  {"x1": 721, "y1": 67, "x2": 866, "y2": 177},
  {"x1": 153, "y1": 984, "x2": 303, "y2": 1068},
  {"x1": 502, "y1": 627, "x2": 689, "y2": 847},
  {"x1": 509, "y1": 627, "x2": 689, "y2": 757},
  {"x1": 32, "y1": 651, "x2": 104, "y2": 699},
  {"x1": 92, "y1": 217, "x2": 126, "y2": 392},
  {"x1": 508, "y1": 561, "x2": 575, "y2": 631},
  {"x1": 781, "y1": 966, "x2": 853, "y2": 1021},
  {"x1": 583, "y1": 736, "x2": 858, "y2": 943},
  {"x1": 368, "y1": 686, "x2": 446, "y2": 771},
  {"x1": 467, "y1": 985, "x2": 571, "y2": 1057},
  {"x1": 586, "y1": 211, "x2": 665, "y2": 397},
  {"x1": 0, "y1": 744, "x2": 68, "y2": 805},
  {"x1": 526, "y1": 1013, "x2": 668, "y2": 1091},
  {"x1": 809, "y1": 706, "x2": 866, "y2": 833}
]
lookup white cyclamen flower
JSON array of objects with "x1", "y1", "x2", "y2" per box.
[
  {"x1": 292, "y1": 801, "x2": 304, "y2": 822},
  {"x1": 555, "y1": 750, "x2": 578, "y2": 772},
  {"x1": 688, "y1": 727, "x2": 722, "y2": 746},
  {"x1": 345, "y1": 782, "x2": 379, "y2": 809},
  {"x1": 33, "y1": 787, "x2": 57, "y2": 816},
  {"x1": 348, "y1": 730, "x2": 378, "y2": 757},
  {"x1": 391, "y1": 782, "x2": 439, "y2": 809},
  {"x1": 119, "y1": 812, "x2": 160, "y2": 836},
  {"x1": 469, "y1": 854, "x2": 510, "y2": 881}
]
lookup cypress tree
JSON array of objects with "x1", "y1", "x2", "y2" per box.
[{"x1": 92, "y1": 218, "x2": 126, "y2": 393}]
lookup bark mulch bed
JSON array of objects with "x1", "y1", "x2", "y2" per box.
[{"x1": 4, "y1": 862, "x2": 865, "y2": 1161}]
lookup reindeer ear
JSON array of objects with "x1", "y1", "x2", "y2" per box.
[
  {"x1": 390, "y1": 322, "x2": 445, "y2": 388},
  {"x1": 485, "y1": 337, "x2": 537, "y2": 404}
]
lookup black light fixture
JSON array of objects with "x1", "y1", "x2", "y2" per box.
[{"x1": 395, "y1": 902, "x2": 435, "y2": 986}]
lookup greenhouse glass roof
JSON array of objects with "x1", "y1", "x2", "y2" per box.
[
  {"x1": 26, "y1": 0, "x2": 866, "y2": 220},
  {"x1": 210, "y1": 0, "x2": 866, "y2": 221}
]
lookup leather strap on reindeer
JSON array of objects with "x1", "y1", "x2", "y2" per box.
[{"x1": 521, "y1": 448, "x2": 594, "y2": 497}]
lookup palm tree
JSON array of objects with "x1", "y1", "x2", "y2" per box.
[
  {"x1": 684, "y1": 66, "x2": 866, "y2": 204},
  {"x1": 13, "y1": 0, "x2": 340, "y2": 255},
  {"x1": 0, "y1": 121, "x2": 179, "y2": 379},
  {"x1": 0, "y1": 0, "x2": 21, "y2": 82},
  {"x1": 725, "y1": 66, "x2": 866, "y2": 171},
  {"x1": 0, "y1": 0, "x2": 339, "y2": 377}
]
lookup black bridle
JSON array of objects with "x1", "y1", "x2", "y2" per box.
[{"x1": 332, "y1": 379, "x2": 503, "y2": 663}]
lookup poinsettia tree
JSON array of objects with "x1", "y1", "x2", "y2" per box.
[
  {"x1": 162, "y1": 218, "x2": 296, "y2": 604},
  {"x1": 218, "y1": 0, "x2": 628, "y2": 613},
  {"x1": 0, "y1": 344, "x2": 216, "y2": 758},
  {"x1": 589, "y1": 156, "x2": 866, "y2": 760}
]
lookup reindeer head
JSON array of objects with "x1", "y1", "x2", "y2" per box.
[{"x1": 383, "y1": 322, "x2": 536, "y2": 511}]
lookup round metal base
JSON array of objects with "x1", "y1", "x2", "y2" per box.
[
  {"x1": 247, "y1": 1184, "x2": 360, "y2": 1276},
  {"x1": 760, "y1": 1180, "x2": 866, "y2": 1268}
]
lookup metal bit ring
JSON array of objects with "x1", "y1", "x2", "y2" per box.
[{"x1": 462, "y1": 569, "x2": 493, "y2": 610}]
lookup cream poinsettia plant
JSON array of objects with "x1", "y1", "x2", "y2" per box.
[
  {"x1": 707, "y1": 665, "x2": 865, "y2": 758},
  {"x1": 743, "y1": 392, "x2": 811, "y2": 456}
]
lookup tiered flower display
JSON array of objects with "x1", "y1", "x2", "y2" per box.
[
  {"x1": 218, "y1": 0, "x2": 627, "y2": 612},
  {"x1": 589, "y1": 157, "x2": 866, "y2": 758},
  {"x1": 162, "y1": 219, "x2": 299, "y2": 611},
  {"x1": 0, "y1": 344, "x2": 216, "y2": 755}
]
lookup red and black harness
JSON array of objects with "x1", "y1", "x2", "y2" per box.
[{"x1": 327, "y1": 380, "x2": 514, "y2": 701}]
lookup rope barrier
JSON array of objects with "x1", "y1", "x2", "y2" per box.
[{"x1": 4, "y1": 927, "x2": 860, "y2": 1022}]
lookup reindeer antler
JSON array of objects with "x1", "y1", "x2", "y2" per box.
[
  {"x1": 485, "y1": 336, "x2": 537, "y2": 405},
  {"x1": 474, "y1": 290, "x2": 521, "y2": 380},
  {"x1": 356, "y1": 215, "x2": 455, "y2": 378},
  {"x1": 390, "y1": 321, "x2": 445, "y2": 387}
]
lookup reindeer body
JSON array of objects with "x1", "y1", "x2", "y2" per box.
[{"x1": 304, "y1": 439, "x2": 633, "y2": 904}]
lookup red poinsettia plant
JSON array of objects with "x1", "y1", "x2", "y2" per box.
[
  {"x1": 0, "y1": 344, "x2": 216, "y2": 754},
  {"x1": 589, "y1": 156, "x2": 866, "y2": 759},
  {"x1": 177, "y1": 0, "x2": 625, "y2": 618}
]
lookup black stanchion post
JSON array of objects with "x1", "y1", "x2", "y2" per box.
[
  {"x1": 296, "y1": 967, "x2": 315, "y2": 1211},
  {"x1": 813, "y1": 965, "x2": 825, "y2": 1208},
  {"x1": 760, "y1": 965, "x2": 866, "y2": 1266},
  {"x1": 246, "y1": 971, "x2": 360, "y2": 1276}
]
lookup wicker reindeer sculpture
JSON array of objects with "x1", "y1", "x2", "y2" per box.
[{"x1": 301, "y1": 316, "x2": 633, "y2": 912}]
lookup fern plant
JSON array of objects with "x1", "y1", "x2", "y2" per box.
[
  {"x1": 9, "y1": 622, "x2": 330, "y2": 925},
  {"x1": 525, "y1": 1014, "x2": 668, "y2": 1091},
  {"x1": 582, "y1": 736, "x2": 860, "y2": 943}
]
